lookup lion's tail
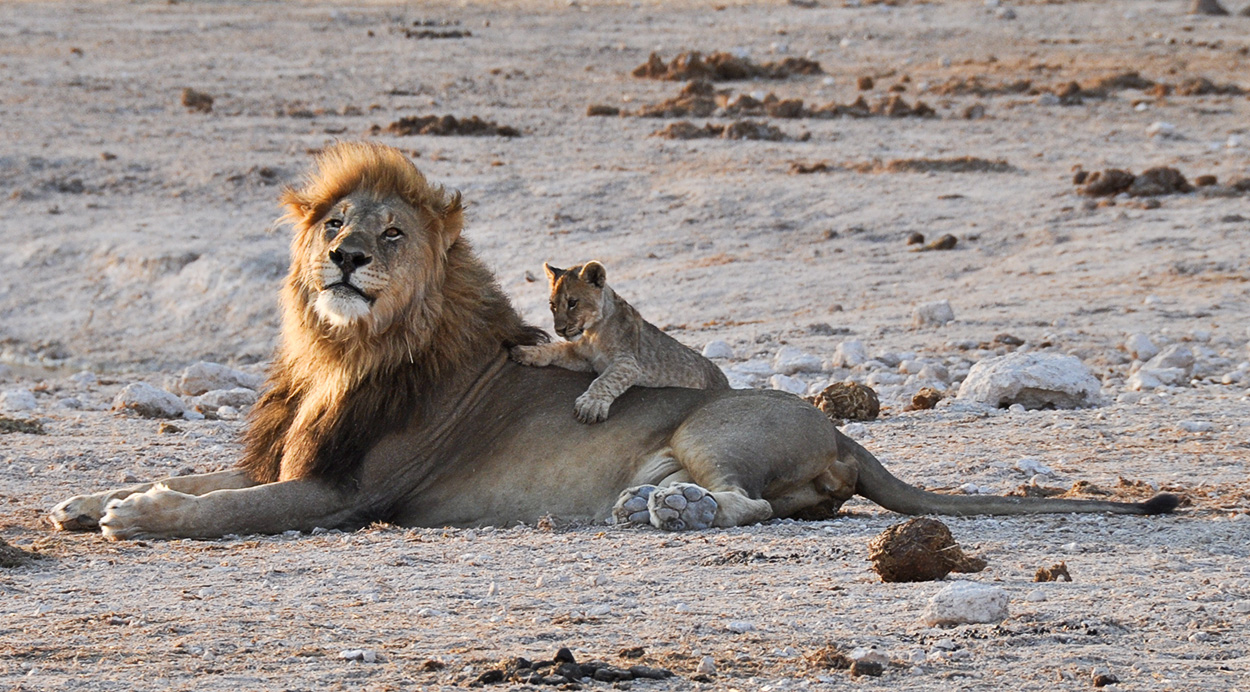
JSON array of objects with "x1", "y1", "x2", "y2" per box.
[{"x1": 843, "y1": 433, "x2": 1179, "y2": 516}]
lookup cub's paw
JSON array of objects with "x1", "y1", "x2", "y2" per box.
[
  {"x1": 49, "y1": 493, "x2": 111, "y2": 531},
  {"x1": 574, "y1": 394, "x2": 611, "y2": 424},
  {"x1": 98, "y1": 484, "x2": 192, "y2": 541},
  {"x1": 510, "y1": 345, "x2": 552, "y2": 368},
  {"x1": 612, "y1": 485, "x2": 659, "y2": 526},
  {"x1": 647, "y1": 483, "x2": 718, "y2": 531}
]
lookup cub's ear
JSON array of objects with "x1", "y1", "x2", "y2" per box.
[
  {"x1": 543, "y1": 262, "x2": 564, "y2": 283},
  {"x1": 579, "y1": 261, "x2": 607, "y2": 288}
]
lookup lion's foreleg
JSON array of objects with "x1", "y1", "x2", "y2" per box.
[
  {"x1": 49, "y1": 470, "x2": 256, "y2": 531},
  {"x1": 575, "y1": 359, "x2": 641, "y2": 423},
  {"x1": 97, "y1": 478, "x2": 358, "y2": 541}
]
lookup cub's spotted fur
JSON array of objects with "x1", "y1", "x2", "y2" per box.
[{"x1": 512, "y1": 261, "x2": 729, "y2": 423}]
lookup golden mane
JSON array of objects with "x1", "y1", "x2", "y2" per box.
[{"x1": 239, "y1": 142, "x2": 545, "y2": 487}]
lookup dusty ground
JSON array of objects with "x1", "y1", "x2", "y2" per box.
[{"x1": 1, "y1": 0, "x2": 1249, "y2": 689}]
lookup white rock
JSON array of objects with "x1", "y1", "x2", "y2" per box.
[
  {"x1": 832, "y1": 339, "x2": 868, "y2": 368},
  {"x1": 696, "y1": 655, "x2": 717, "y2": 675},
  {"x1": 768, "y1": 374, "x2": 807, "y2": 394},
  {"x1": 921, "y1": 581, "x2": 1010, "y2": 626},
  {"x1": 866, "y1": 371, "x2": 905, "y2": 387},
  {"x1": 1025, "y1": 589, "x2": 1047, "y2": 602},
  {"x1": 1, "y1": 389, "x2": 37, "y2": 412},
  {"x1": 1036, "y1": 93, "x2": 1061, "y2": 106},
  {"x1": 113, "y1": 383, "x2": 187, "y2": 418},
  {"x1": 957, "y1": 352, "x2": 1102, "y2": 409},
  {"x1": 702, "y1": 340, "x2": 734, "y2": 359},
  {"x1": 723, "y1": 369, "x2": 757, "y2": 390},
  {"x1": 958, "y1": 482, "x2": 981, "y2": 495},
  {"x1": 1124, "y1": 333, "x2": 1159, "y2": 362},
  {"x1": 773, "y1": 346, "x2": 823, "y2": 375},
  {"x1": 841, "y1": 422, "x2": 870, "y2": 439},
  {"x1": 339, "y1": 649, "x2": 377, "y2": 662},
  {"x1": 176, "y1": 361, "x2": 264, "y2": 396},
  {"x1": 216, "y1": 405, "x2": 240, "y2": 419},
  {"x1": 1015, "y1": 457, "x2": 1053, "y2": 476},
  {"x1": 69, "y1": 371, "x2": 98, "y2": 387},
  {"x1": 917, "y1": 363, "x2": 950, "y2": 383},
  {"x1": 849, "y1": 647, "x2": 888, "y2": 664},
  {"x1": 913, "y1": 300, "x2": 955, "y2": 327},
  {"x1": 182, "y1": 409, "x2": 206, "y2": 421},
  {"x1": 193, "y1": 387, "x2": 259, "y2": 409},
  {"x1": 1146, "y1": 121, "x2": 1177, "y2": 138},
  {"x1": 727, "y1": 620, "x2": 755, "y2": 633},
  {"x1": 1178, "y1": 420, "x2": 1214, "y2": 433},
  {"x1": 735, "y1": 359, "x2": 774, "y2": 375},
  {"x1": 1145, "y1": 344, "x2": 1194, "y2": 372}
]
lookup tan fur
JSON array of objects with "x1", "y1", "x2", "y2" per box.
[
  {"x1": 512, "y1": 261, "x2": 729, "y2": 423},
  {"x1": 48, "y1": 143, "x2": 1177, "y2": 541}
]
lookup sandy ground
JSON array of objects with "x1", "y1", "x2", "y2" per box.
[{"x1": 1, "y1": 0, "x2": 1249, "y2": 689}]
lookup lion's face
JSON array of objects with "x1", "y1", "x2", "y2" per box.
[
  {"x1": 301, "y1": 191, "x2": 439, "y2": 333},
  {"x1": 544, "y1": 261, "x2": 608, "y2": 340}
]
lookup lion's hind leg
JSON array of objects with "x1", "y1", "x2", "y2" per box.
[{"x1": 49, "y1": 470, "x2": 256, "y2": 532}]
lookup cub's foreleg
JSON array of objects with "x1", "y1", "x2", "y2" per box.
[
  {"x1": 509, "y1": 342, "x2": 593, "y2": 371},
  {"x1": 575, "y1": 359, "x2": 642, "y2": 424}
]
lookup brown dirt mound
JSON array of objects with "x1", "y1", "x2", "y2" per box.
[
  {"x1": 1035, "y1": 561, "x2": 1072, "y2": 582},
  {"x1": 180, "y1": 87, "x2": 213, "y2": 113},
  {"x1": 868, "y1": 517, "x2": 987, "y2": 583},
  {"x1": 0, "y1": 538, "x2": 34, "y2": 568},
  {"x1": 809, "y1": 382, "x2": 880, "y2": 422},
  {"x1": 652, "y1": 120, "x2": 789, "y2": 141},
  {"x1": 1076, "y1": 167, "x2": 1192, "y2": 197},
  {"x1": 373, "y1": 115, "x2": 520, "y2": 137},
  {"x1": 905, "y1": 387, "x2": 945, "y2": 411},
  {"x1": 631, "y1": 51, "x2": 822, "y2": 81},
  {"x1": 472, "y1": 647, "x2": 674, "y2": 686},
  {"x1": 633, "y1": 80, "x2": 720, "y2": 118},
  {"x1": 928, "y1": 76, "x2": 1035, "y2": 97},
  {"x1": 851, "y1": 157, "x2": 1012, "y2": 174}
]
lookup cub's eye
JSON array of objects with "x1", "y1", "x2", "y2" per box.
[
  {"x1": 382, "y1": 227, "x2": 404, "y2": 240},
  {"x1": 324, "y1": 219, "x2": 343, "y2": 231},
  {"x1": 567, "y1": 298, "x2": 578, "y2": 309}
]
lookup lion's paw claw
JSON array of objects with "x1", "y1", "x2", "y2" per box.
[
  {"x1": 574, "y1": 395, "x2": 610, "y2": 424},
  {"x1": 612, "y1": 485, "x2": 658, "y2": 525},
  {"x1": 647, "y1": 483, "x2": 717, "y2": 531},
  {"x1": 49, "y1": 494, "x2": 108, "y2": 531}
]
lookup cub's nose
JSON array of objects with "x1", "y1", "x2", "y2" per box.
[{"x1": 328, "y1": 248, "x2": 372, "y2": 273}]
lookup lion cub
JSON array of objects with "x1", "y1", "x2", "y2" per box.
[{"x1": 511, "y1": 261, "x2": 729, "y2": 424}]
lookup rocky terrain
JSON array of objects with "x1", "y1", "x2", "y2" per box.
[{"x1": 1, "y1": 1, "x2": 1248, "y2": 690}]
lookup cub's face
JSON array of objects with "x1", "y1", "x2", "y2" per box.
[
  {"x1": 545, "y1": 263, "x2": 605, "y2": 340},
  {"x1": 300, "y1": 191, "x2": 439, "y2": 332}
]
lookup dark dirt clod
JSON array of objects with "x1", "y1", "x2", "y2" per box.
[
  {"x1": 631, "y1": 51, "x2": 823, "y2": 81},
  {"x1": 618, "y1": 647, "x2": 645, "y2": 659},
  {"x1": 849, "y1": 660, "x2": 885, "y2": 677},
  {"x1": 180, "y1": 88, "x2": 213, "y2": 113},
  {"x1": 1194, "y1": 174, "x2": 1217, "y2": 187},
  {"x1": 1035, "y1": 561, "x2": 1073, "y2": 582},
  {"x1": 919, "y1": 234, "x2": 959, "y2": 251},
  {"x1": 0, "y1": 416, "x2": 45, "y2": 435},
  {"x1": 0, "y1": 538, "x2": 34, "y2": 568},
  {"x1": 586, "y1": 104, "x2": 620, "y2": 116},
  {"x1": 1073, "y1": 170, "x2": 1089, "y2": 185},
  {"x1": 857, "y1": 75, "x2": 874, "y2": 90},
  {"x1": 1079, "y1": 169, "x2": 1136, "y2": 196},
  {"x1": 1128, "y1": 167, "x2": 1192, "y2": 197},
  {"x1": 470, "y1": 648, "x2": 672, "y2": 687},
  {"x1": 375, "y1": 115, "x2": 521, "y2": 137},
  {"x1": 633, "y1": 80, "x2": 719, "y2": 118},
  {"x1": 1093, "y1": 673, "x2": 1122, "y2": 687},
  {"x1": 905, "y1": 387, "x2": 944, "y2": 411},
  {"x1": 811, "y1": 381, "x2": 880, "y2": 422},
  {"x1": 868, "y1": 517, "x2": 988, "y2": 583},
  {"x1": 790, "y1": 161, "x2": 832, "y2": 174},
  {"x1": 404, "y1": 28, "x2": 471, "y2": 39},
  {"x1": 652, "y1": 120, "x2": 788, "y2": 141},
  {"x1": 906, "y1": 231, "x2": 925, "y2": 245},
  {"x1": 805, "y1": 645, "x2": 852, "y2": 670}
]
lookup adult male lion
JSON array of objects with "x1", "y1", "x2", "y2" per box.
[{"x1": 49, "y1": 142, "x2": 1177, "y2": 540}]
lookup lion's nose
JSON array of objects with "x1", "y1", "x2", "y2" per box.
[{"x1": 328, "y1": 248, "x2": 372, "y2": 273}]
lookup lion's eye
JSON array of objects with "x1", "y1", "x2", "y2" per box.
[
  {"x1": 383, "y1": 227, "x2": 404, "y2": 240},
  {"x1": 324, "y1": 219, "x2": 343, "y2": 231},
  {"x1": 567, "y1": 298, "x2": 578, "y2": 309}
]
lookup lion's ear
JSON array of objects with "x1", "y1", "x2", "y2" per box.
[
  {"x1": 441, "y1": 190, "x2": 464, "y2": 248},
  {"x1": 280, "y1": 187, "x2": 314, "y2": 226},
  {"x1": 579, "y1": 261, "x2": 607, "y2": 288},
  {"x1": 543, "y1": 263, "x2": 564, "y2": 284}
]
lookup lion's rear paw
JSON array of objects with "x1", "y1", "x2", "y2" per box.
[
  {"x1": 49, "y1": 494, "x2": 110, "y2": 531},
  {"x1": 99, "y1": 484, "x2": 192, "y2": 541},
  {"x1": 647, "y1": 483, "x2": 718, "y2": 531},
  {"x1": 613, "y1": 485, "x2": 659, "y2": 525}
]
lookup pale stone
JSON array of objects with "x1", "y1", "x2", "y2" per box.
[
  {"x1": 0, "y1": 389, "x2": 37, "y2": 412},
  {"x1": 702, "y1": 340, "x2": 734, "y2": 359},
  {"x1": 773, "y1": 346, "x2": 823, "y2": 375},
  {"x1": 769, "y1": 374, "x2": 807, "y2": 394},
  {"x1": 113, "y1": 382, "x2": 186, "y2": 419},
  {"x1": 1124, "y1": 333, "x2": 1159, "y2": 362},
  {"x1": 832, "y1": 339, "x2": 868, "y2": 368},
  {"x1": 957, "y1": 352, "x2": 1102, "y2": 409},
  {"x1": 913, "y1": 300, "x2": 955, "y2": 327},
  {"x1": 1015, "y1": 457, "x2": 1053, "y2": 476},
  {"x1": 1178, "y1": 420, "x2": 1214, "y2": 433},
  {"x1": 176, "y1": 361, "x2": 264, "y2": 396},
  {"x1": 921, "y1": 581, "x2": 1009, "y2": 626},
  {"x1": 193, "y1": 387, "x2": 259, "y2": 410}
]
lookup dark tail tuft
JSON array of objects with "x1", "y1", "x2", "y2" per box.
[{"x1": 1140, "y1": 493, "x2": 1181, "y2": 515}]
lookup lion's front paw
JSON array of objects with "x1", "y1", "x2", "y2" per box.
[
  {"x1": 49, "y1": 493, "x2": 113, "y2": 531},
  {"x1": 574, "y1": 393, "x2": 611, "y2": 424},
  {"x1": 510, "y1": 345, "x2": 552, "y2": 368},
  {"x1": 647, "y1": 483, "x2": 718, "y2": 531},
  {"x1": 613, "y1": 485, "x2": 659, "y2": 525},
  {"x1": 98, "y1": 484, "x2": 193, "y2": 541}
]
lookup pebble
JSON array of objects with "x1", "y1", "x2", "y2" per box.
[
  {"x1": 1036, "y1": 93, "x2": 1061, "y2": 106},
  {"x1": 58, "y1": 397, "x2": 82, "y2": 409},
  {"x1": 177, "y1": 361, "x2": 264, "y2": 396},
  {"x1": 69, "y1": 370, "x2": 98, "y2": 387},
  {"x1": 1146, "y1": 121, "x2": 1177, "y2": 138},
  {"x1": 772, "y1": 346, "x2": 823, "y2": 375},
  {"x1": 769, "y1": 374, "x2": 807, "y2": 394},
  {"x1": 702, "y1": 340, "x2": 734, "y2": 359},
  {"x1": 921, "y1": 581, "x2": 1009, "y2": 626},
  {"x1": 112, "y1": 382, "x2": 186, "y2": 418},
  {"x1": 1124, "y1": 333, "x2": 1159, "y2": 362},
  {"x1": 995, "y1": 7, "x2": 1016, "y2": 19},
  {"x1": 182, "y1": 409, "x2": 206, "y2": 421},
  {"x1": 695, "y1": 656, "x2": 717, "y2": 675},
  {"x1": 1177, "y1": 420, "x2": 1214, "y2": 433},
  {"x1": 1015, "y1": 457, "x2": 1053, "y2": 476},
  {"x1": 1025, "y1": 589, "x2": 1047, "y2": 602},
  {"x1": 912, "y1": 299, "x2": 955, "y2": 327},
  {"x1": 216, "y1": 405, "x2": 240, "y2": 419},
  {"x1": 841, "y1": 422, "x2": 870, "y2": 439},
  {"x1": 1188, "y1": 631, "x2": 1211, "y2": 643},
  {"x1": 832, "y1": 339, "x2": 868, "y2": 368},
  {"x1": 194, "y1": 387, "x2": 259, "y2": 409},
  {"x1": 957, "y1": 352, "x2": 1102, "y2": 409},
  {"x1": 1, "y1": 389, "x2": 38, "y2": 412},
  {"x1": 339, "y1": 649, "x2": 378, "y2": 663},
  {"x1": 726, "y1": 621, "x2": 755, "y2": 633}
]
